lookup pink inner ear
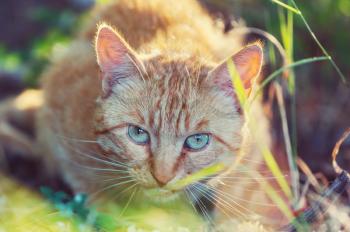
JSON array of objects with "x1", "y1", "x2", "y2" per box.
[
  {"x1": 233, "y1": 44, "x2": 263, "y2": 89},
  {"x1": 95, "y1": 25, "x2": 129, "y2": 73},
  {"x1": 209, "y1": 44, "x2": 263, "y2": 96}
]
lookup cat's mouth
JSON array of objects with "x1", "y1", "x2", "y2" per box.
[{"x1": 142, "y1": 187, "x2": 182, "y2": 203}]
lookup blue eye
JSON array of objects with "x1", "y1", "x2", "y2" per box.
[
  {"x1": 128, "y1": 125, "x2": 150, "y2": 145},
  {"x1": 184, "y1": 134, "x2": 210, "y2": 151}
]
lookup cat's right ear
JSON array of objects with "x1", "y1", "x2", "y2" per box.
[{"x1": 95, "y1": 24, "x2": 144, "y2": 95}]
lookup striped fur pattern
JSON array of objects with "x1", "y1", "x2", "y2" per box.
[
  {"x1": 36, "y1": 0, "x2": 288, "y2": 230},
  {"x1": 94, "y1": 51, "x2": 243, "y2": 188}
]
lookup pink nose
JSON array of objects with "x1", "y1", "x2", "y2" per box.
[{"x1": 151, "y1": 168, "x2": 175, "y2": 186}]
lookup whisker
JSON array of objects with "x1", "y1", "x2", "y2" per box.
[
  {"x1": 238, "y1": 157, "x2": 274, "y2": 165},
  {"x1": 187, "y1": 186, "x2": 215, "y2": 229},
  {"x1": 115, "y1": 182, "x2": 139, "y2": 200},
  {"x1": 55, "y1": 154, "x2": 133, "y2": 184},
  {"x1": 206, "y1": 185, "x2": 284, "y2": 226},
  {"x1": 100, "y1": 175, "x2": 134, "y2": 182},
  {"x1": 212, "y1": 179, "x2": 284, "y2": 193},
  {"x1": 192, "y1": 183, "x2": 249, "y2": 221},
  {"x1": 206, "y1": 175, "x2": 289, "y2": 181},
  {"x1": 222, "y1": 169, "x2": 280, "y2": 174},
  {"x1": 184, "y1": 189, "x2": 198, "y2": 212},
  {"x1": 90, "y1": 182, "x2": 136, "y2": 206},
  {"x1": 75, "y1": 165, "x2": 130, "y2": 174},
  {"x1": 119, "y1": 186, "x2": 138, "y2": 217},
  {"x1": 191, "y1": 184, "x2": 238, "y2": 221},
  {"x1": 62, "y1": 155, "x2": 130, "y2": 173},
  {"x1": 59, "y1": 138, "x2": 130, "y2": 169},
  {"x1": 89, "y1": 179, "x2": 136, "y2": 201},
  {"x1": 56, "y1": 134, "x2": 99, "y2": 144},
  {"x1": 184, "y1": 188, "x2": 209, "y2": 228},
  {"x1": 198, "y1": 182, "x2": 277, "y2": 207},
  {"x1": 56, "y1": 133, "x2": 130, "y2": 168}
]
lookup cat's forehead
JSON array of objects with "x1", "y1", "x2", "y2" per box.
[
  {"x1": 143, "y1": 55, "x2": 211, "y2": 116},
  {"x1": 144, "y1": 55, "x2": 211, "y2": 83},
  {"x1": 129, "y1": 56, "x2": 235, "y2": 137},
  {"x1": 140, "y1": 58, "x2": 202, "y2": 135},
  {"x1": 102, "y1": 55, "x2": 237, "y2": 137}
]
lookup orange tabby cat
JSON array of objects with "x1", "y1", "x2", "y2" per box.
[{"x1": 35, "y1": 0, "x2": 289, "y2": 230}]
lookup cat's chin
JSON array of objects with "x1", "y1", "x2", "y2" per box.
[{"x1": 142, "y1": 187, "x2": 182, "y2": 203}]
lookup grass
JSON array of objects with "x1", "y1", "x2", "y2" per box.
[
  {"x1": 289, "y1": 0, "x2": 348, "y2": 86},
  {"x1": 0, "y1": 175, "x2": 204, "y2": 231},
  {"x1": 267, "y1": 0, "x2": 348, "y2": 192},
  {"x1": 1, "y1": 0, "x2": 349, "y2": 231},
  {"x1": 227, "y1": 55, "x2": 295, "y2": 222},
  {"x1": 168, "y1": 163, "x2": 225, "y2": 191},
  {"x1": 227, "y1": 0, "x2": 349, "y2": 230},
  {"x1": 270, "y1": 0, "x2": 301, "y2": 14},
  {"x1": 271, "y1": 0, "x2": 348, "y2": 85},
  {"x1": 331, "y1": 128, "x2": 350, "y2": 174}
]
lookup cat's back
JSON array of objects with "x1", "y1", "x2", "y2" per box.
[
  {"x1": 80, "y1": 0, "x2": 239, "y2": 55},
  {"x1": 41, "y1": 0, "x2": 242, "y2": 115}
]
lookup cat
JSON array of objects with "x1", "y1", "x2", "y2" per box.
[{"x1": 32, "y1": 0, "x2": 289, "y2": 230}]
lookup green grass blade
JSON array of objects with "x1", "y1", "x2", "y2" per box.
[
  {"x1": 270, "y1": 0, "x2": 301, "y2": 14},
  {"x1": 255, "y1": 171, "x2": 307, "y2": 231},
  {"x1": 168, "y1": 163, "x2": 225, "y2": 190},
  {"x1": 278, "y1": 2, "x2": 299, "y2": 204},
  {"x1": 252, "y1": 56, "x2": 330, "y2": 102},
  {"x1": 227, "y1": 58, "x2": 247, "y2": 107},
  {"x1": 261, "y1": 146, "x2": 292, "y2": 199},
  {"x1": 254, "y1": 170, "x2": 294, "y2": 220},
  {"x1": 286, "y1": 2, "x2": 295, "y2": 93},
  {"x1": 225, "y1": 52, "x2": 297, "y2": 224},
  {"x1": 290, "y1": 0, "x2": 348, "y2": 86},
  {"x1": 275, "y1": 83, "x2": 300, "y2": 206}
]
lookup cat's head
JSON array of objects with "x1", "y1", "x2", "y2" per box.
[{"x1": 93, "y1": 24, "x2": 263, "y2": 200}]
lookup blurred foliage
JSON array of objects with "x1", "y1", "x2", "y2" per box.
[
  {"x1": 0, "y1": 0, "x2": 349, "y2": 87},
  {"x1": 237, "y1": 0, "x2": 350, "y2": 80},
  {"x1": 0, "y1": 6, "x2": 81, "y2": 87},
  {"x1": 0, "y1": 47, "x2": 22, "y2": 73},
  {"x1": 0, "y1": 1, "x2": 349, "y2": 231},
  {"x1": 0, "y1": 175, "x2": 203, "y2": 231}
]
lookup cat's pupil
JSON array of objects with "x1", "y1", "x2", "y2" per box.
[{"x1": 194, "y1": 136, "x2": 202, "y2": 143}]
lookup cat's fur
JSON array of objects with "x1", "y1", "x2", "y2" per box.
[{"x1": 34, "y1": 0, "x2": 289, "y2": 229}]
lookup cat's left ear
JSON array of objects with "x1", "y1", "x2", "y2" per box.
[
  {"x1": 208, "y1": 43, "x2": 263, "y2": 96},
  {"x1": 95, "y1": 23, "x2": 144, "y2": 95}
]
